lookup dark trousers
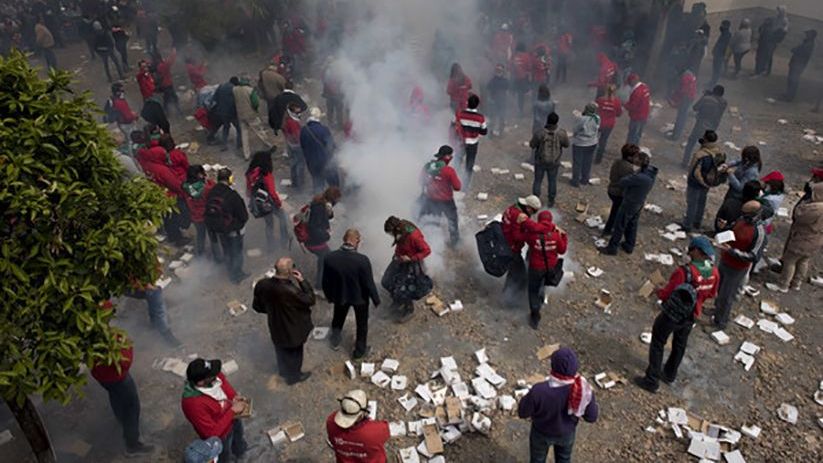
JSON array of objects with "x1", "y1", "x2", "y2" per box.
[
  {"x1": 606, "y1": 205, "x2": 641, "y2": 252},
  {"x1": 671, "y1": 100, "x2": 692, "y2": 140},
  {"x1": 462, "y1": 143, "x2": 479, "y2": 187},
  {"x1": 263, "y1": 208, "x2": 290, "y2": 250},
  {"x1": 115, "y1": 41, "x2": 129, "y2": 68},
  {"x1": 714, "y1": 261, "x2": 748, "y2": 328},
  {"x1": 644, "y1": 312, "x2": 693, "y2": 389},
  {"x1": 163, "y1": 211, "x2": 184, "y2": 243},
  {"x1": 529, "y1": 427, "x2": 574, "y2": 463},
  {"x1": 502, "y1": 253, "x2": 527, "y2": 306},
  {"x1": 97, "y1": 50, "x2": 124, "y2": 82},
  {"x1": 288, "y1": 146, "x2": 305, "y2": 190},
  {"x1": 732, "y1": 51, "x2": 748, "y2": 76},
  {"x1": 532, "y1": 163, "x2": 559, "y2": 205},
  {"x1": 786, "y1": 65, "x2": 803, "y2": 101},
  {"x1": 571, "y1": 144, "x2": 596, "y2": 186},
  {"x1": 682, "y1": 121, "x2": 709, "y2": 166},
  {"x1": 212, "y1": 117, "x2": 240, "y2": 147},
  {"x1": 40, "y1": 47, "x2": 57, "y2": 69},
  {"x1": 325, "y1": 96, "x2": 344, "y2": 129},
  {"x1": 420, "y1": 199, "x2": 459, "y2": 246},
  {"x1": 217, "y1": 232, "x2": 245, "y2": 281},
  {"x1": 220, "y1": 420, "x2": 247, "y2": 462},
  {"x1": 332, "y1": 303, "x2": 369, "y2": 355},
  {"x1": 161, "y1": 86, "x2": 182, "y2": 116},
  {"x1": 709, "y1": 55, "x2": 724, "y2": 88},
  {"x1": 556, "y1": 55, "x2": 568, "y2": 83},
  {"x1": 309, "y1": 245, "x2": 330, "y2": 288},
  {"x1": 626, "y1": 119, "x2": 645, "y2": 145},
  {"x1": 274, "y1": 345, "x2": 305, "y2": 381},
  {"x1": 594, "y1": 126, "x2": 613, "y2": 163},
  {"x1": 603, "y1": 193, "x2": 623, "y2": 234},
  {"x1": 527, "y1": 267, "x2": 547, "y2": 314},
  {"x1": 100, "y1": 374, "x2": 141, "y2": 448},
  {"x1": 194, "y1": 222, "x2": 222, "y2": 261},
  {"x1": 489, "y1": 101, "x2": 506, "y2": 135},
  {"x1": 683, "y1": 184, "x2": 709, "y2": 231}
]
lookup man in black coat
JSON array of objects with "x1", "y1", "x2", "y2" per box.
[
  {"x1": 322, "y1": 229, "x2": 381, "y2": 359},
  {"x1": 205, "y1": 168, "x2": 249, "y2": 283},
  {"x1": 252, "y1": 256, "x2": 316, "y2": 385},
  {"x1": 209, "y1": 77, "x2": 240, "y2": 150}
]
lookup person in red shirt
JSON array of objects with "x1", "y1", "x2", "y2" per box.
[
  {"x1": 594, "y1": 84, "x2": 623, "y2": 164},
  {"x1": 555, "y1": 31, "x2": 573, "y2": 83},
  {"x1": 159, "y1": 133, "x2": 191, "y2": 180},
  {"x1": 136, "y1": 60, "x2": 155, "y2": 100},
  {"x1": 409, "y1": 85, "x2": 431, "y2": 125},
  {"x1": 109, "y1": 82, "x2": 139, "y2": 154},
  {"x1": 636, "y1": 237, "x2": 719, "y2": 393},
  {"x1": 511, "y1": 42, "x2": 533, "y2": 116},
  {"x1": 382, "y1": 216, "x2": 431, "y2": 323},
  {"x1": 623, "y1": 73, "x2": 651, "y2": 145},
  {"x1": 589, "y1": 52, "x2": 617, "y2": 96},
  {"x1": 668, "y1": 67, "x2": 697, "y2": 140},
  {"x1": 490, "y1": 23, "x2": 514, "y2": 66},
  {"x1": 181, "y1": 358, "x2": 248, "y2": 462},
  {"x1": 245, "y1": 150, "x2": 289, "y2": 251},
  {"x1": 137, "y1": 139, "x2": 189, "y2": 246},
  {"x1": 185, "y1": 57, "x2": 208, "y2": 91},
  {"x1": 183, "y1": 165, "x2": 220, "y2": 260},
  {"x1": 327, "y1": 389, "x2": 390, "y2": 463},
  {"x1": 418, "y1": 145, "x2": 462, "y2": 247},
  {"x1": 447, "y1": 63, "x2": 472, "y2": 112},
  {"x1": 501, "y1": 195, "x2": 543, "y2": 306},
  {"x1": 153, "y1": 48, "x2": 182, "y2": 116},
  {"x1": 531, "y1": 43, "x2": 551, "y2": 86},
  {"x1": 525, "y1": 210, "x2": 568, "y2": 328},
  {"x1": 282, "y1": 104, "x2": 306, "y2": 190}
]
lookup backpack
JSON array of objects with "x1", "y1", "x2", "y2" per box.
[
  {"x1": 292, "y1": 204, "x2": 311, "y2": 244},
  {"x1": 204, "y1": 192, "x2": 234, "y2": 233},
  {"x1": 535, "y1": 129, "x2": 565, "y2": 165},
  {"x1": 249, "y1": 176, "x2": 274, "y2": 218},
  {"x1": 699, "y1": 150, "x2": 728, "y2": 187},
  {"x1": 474, "y1": 221, "x2": 514, "y2": 277},
  {"x1": 103, "y1": 98, "x2": 120, "y2": 123},
  {"x1": 661, "y1": 265, "x2": 699, "y2": 323}
]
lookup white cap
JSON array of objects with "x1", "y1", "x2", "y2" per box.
[
  {"x1": 517, "y1": 195, "x2": 542, "y2": 210},
  {"x1": 309, "y1": 107, "x2": 323, "y2": 120},
  {"x1": 334, "y1": 389, "x2": 368, "y2": 429}
]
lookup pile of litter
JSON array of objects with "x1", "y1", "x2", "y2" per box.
[{"x1": 648, "y1": 406, "x2": 757, "y2": 462}]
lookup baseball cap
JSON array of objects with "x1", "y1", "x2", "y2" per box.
[
  {"x1": 334, "y1": 389, "x2": 368, "y2": 429},
  {"x1": 435, "y1": 145, "x2": 454, "y2": 159},
  {"x1": 688, "y1": 236, "x2": 715, "y2": 259},
  {"x1": 517, "y1": 195, "x2": 542, "y2": 210},
  {"x1": 186, "y1": 358, "x2": 222, "y2": 384},
  {"x1": 184, "y1": 437, "x2": 222, "y2": 463}
]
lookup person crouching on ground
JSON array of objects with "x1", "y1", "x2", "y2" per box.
[
  {"x1": 381, "y1": 216, "x2": 432, "y2": 324},
  {"x1": 501, "y1": 195, "x2": 544, "y2": 307},
  {"x1": 326, "y1": 389, "x2": 390, "y2": 462},
  {"x1": 525, "y1": 211, "x2": 568, "y2": 329}
]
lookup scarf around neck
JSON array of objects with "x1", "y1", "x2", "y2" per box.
[
  {"x1": 196, "y1": 377, "x2": 228, "y2": 403},
  {"x1": 548, "y1": 373, "x2": 593, "y2": 417}
]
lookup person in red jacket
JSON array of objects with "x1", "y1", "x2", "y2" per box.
[
  {"x1": 153, "y1": 48, "x2": 182, "y2": 116},
  {"x1": 185, "y1": 57, "x2": 208, "y2": 91},
  {"x1": 594, "y1": 84, "x2": 623, "y2": 164},
  {"x1": 183, "y1": 165, "x2": 220, "y2": 260},
  {"x1": 245, "y1": 150, "x2": 290, "y2": 251},
  {"x1": 181, "y1": 358, "x2": 248, "y2": 462},
  {"x1": 531, "y1": 43, "x2": 552, "y2": 86},
  {"x1": 490, "y1": 23, "x2": 514, "y2": 65},
  {"x1": 623, "y1": 73, "x2": 651, "y2": 145},
  {"x1": 409, "y1": 85, "x2": 431, "y2": 125},
  {"x1": 136, "y1": 60, "x2": 155, "y2": 101},
  {"x1": 159, "y1": 133, "x2": 191, "y2": 180},
  {"x1": 382, "y1": 216, "x2": 431, "y2": 323},
  {"x1": 511, "y1": 42, "x2": 533, "y2": 116},
  {"x1": 90, "y1": 312, "x2": 154, "y2": 457},
  {"x1": 589, "y1": 52, "x2": 617, "y2": 96},
  {"x1": 447, "y1": 63, "x2": 472, "y2": 112},
  {"x1": 418, "y1": 145, "x2": 462, "y2": 247},
  {"x1": 137, "y1": 141, "x2": 189, "y2": 246},
  {"x1": 327, "y1": 389, "x2": 390, "y2": 463},
  {"x1": 636, "y1": 237, "x2": 719, "y2": 393},
  {"x1": 525, "y1": 210, "x2": 568, "y2": 328},
  {"x1": 501, "y1": 195, "x2": 543, "y2": 306},
  {"x1": 555, "y1": 31, "x2": 573, "y2": 83},
  {"x1": 668, "y1": 67, "x2": 697, "y2": 140},
  {"x1": 109, "y1": 82, "x2": 139, "y2": 154}
]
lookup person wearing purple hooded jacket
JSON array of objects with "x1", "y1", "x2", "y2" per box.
[{"x1": 518, "y1": 347, "x2": 598, "y2": 463}]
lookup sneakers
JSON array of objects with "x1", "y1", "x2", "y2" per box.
[
  {"x1": 329, "y1": 330, "x2": 342, "y2": 351},
  {"x1": 286, "y1": 371, "x2": 312, "y2": 385},
  {"x1": 765, "y1": 282, "x2": 788, "y2": 293},
  {"x1": 160, "y1": 330, "x2": 182, "y2": 348},
  {"x1": 528, "y1": 312, "x2": 541, "y2": 330},
  {"x1": 125, "y1": 442, "x2": 155, "y2": 457}
]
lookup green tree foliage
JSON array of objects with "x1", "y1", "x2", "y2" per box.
[{"x1": 0, "y1": 51, "x2": 173, "y2": 406}]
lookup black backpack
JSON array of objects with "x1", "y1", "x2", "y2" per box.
[
  {"x1": 103, "y1": 98, "x2": 120, "y2": 123},
  {"x1": 249, "y1": 177, "x2": 275, "y2": 218},
  {"x1": 661, "y1": 265, "x2": 699, "y2": 323},
  {"x1": 699, "y1": 151, "x2": 728, "y2": 187},
  {"x1": 475, "y1": 221, "x2": 514, "y2": 277},
  {"x1": 204, "y1": 192, "x2": 234, "y2": 233}
]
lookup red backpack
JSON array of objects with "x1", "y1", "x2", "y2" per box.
[{"x1": 292, "y1": 204, "x2": 311, "y2": 244}]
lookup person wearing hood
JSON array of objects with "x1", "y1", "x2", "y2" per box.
[
  {"x1": 715, "y1": 146, "x2": 762, "y2": 231},
  {"x1": 600, "y1": 149, "x2": 658, "y2": 255},
  {"x1": 623, "y1": 73, "x2": 651, "y2": 145},
  {"x1": 300, "y1": 107, "x2": 338, "y2": 193},
  {"x1": 233, "y1": 76, "x2": 260, "y2": 160},
  {"x1": 525, "y1": 210, "x2": 568, "y2": 329},
  {"x1": 181, "y1": 358, "x2": 249, "y2": 462},
  {"x1": 245, "y1": 150, "x2": 288, "y2": 251},
  {"x1": 709, "y1": 20, "x2": 732, "y2": 87},
  {"x1": 681, "y1": 85, "x2": 726, "y2": 167},
  {"x1": 381, "y1": 216, "x2": 431, "y2": 323},
  {"x1": 712, "y1": 201, "x2": 767, "y2": 329},
  {"x1": 183, "y1": 165, "x2": 220, "y2": 260},
  {"x1": 486, "y1": 64, "x2": 510, "y2": 137},
  {"x1": 769, "y1": 174, "x2": 823, "y2": 292},
  {"x1": 759, "y1": 171, "x2": 786, "y2": 236},
  {"x1": 570, "y1": 102, "x2": 600, "y2": 187},
  {"x1": 784, "y1": 29, "x2": 817, "y2": 102},
  {"x1": 603, "y1": 144, "x2": 640, "y2": 236},
  {"x1": 137, "y1": 138, "x2": 188, "y2": 246},
  {"x1": 326, "y1": 389, "x2": 390, "y2": 462},
  {"x1": 92, "y1": 20, "x2": 123, "y2": 82},
  {"x1": 140, "y1": 95, "x2": 171, "y2": 135},
  {"x1": 209, "y1": 77, "x2": 241, "y2": 151},
  {"x1": 419, "y1": 145, "x2": 462, "y2": 247},
  {"x1": 668, "y1": 66, "x2": 697, "y2": 141},
  {"x1": 501, "y1": 195, "x2": 545, "y2": 307},
  {"x1": 635, "y1": 237, "x2": 719, "y2": 393},
  {"x1": 530, "y1": 113, "x2": 569, "y2": 207},
  {"x1": 253, "y1": 256, "x2": 316, "y2": 384},
  {"x1": 518, "y1": 347, "x2": 598, "y2": 463},
  {"x1": 683, "y1": 130, "x2": 727, "y2": 233},
  {"x1": 730, "y1": 19, "x2": 752, "y2": 77},
  {"x1": 594, "y1": 84, "x2": 622, "y2": 164},
  {"x1": 532, "y1": 84, "x2": 556, "y2": 135}
]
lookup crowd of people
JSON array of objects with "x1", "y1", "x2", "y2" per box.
[{"x1": 5, "y1": 0, "x2": 823, "y2": 462}]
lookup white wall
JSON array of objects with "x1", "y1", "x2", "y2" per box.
[{"x1": 685, "y1": 0, "x2": 823, "y2": 21}]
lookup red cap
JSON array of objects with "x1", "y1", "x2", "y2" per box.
[
  {"x1": 812, "y1": 167, "x2": 823, "y2": 180},
  {"x1": 538, "y1": 210, "x2": 553, "y2": 223},
  {"x1": 761, "y1": 170, "x2": 784, "y2": 183}
]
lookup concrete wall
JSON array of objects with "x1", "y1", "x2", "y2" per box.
[{"x1": 685, "y1": 0, "x2": 823, "y2": 21}]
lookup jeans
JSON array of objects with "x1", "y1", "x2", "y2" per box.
[
  {"x1": 626, "y1": 119, "x2": 645, "y2": 145},
  {"x1": 288, "y1": 145, "x2": 305, "y2": 190},
  {"x1": 571, "y1": 144, "x2": 596, "y2": 186},
  {"x1": 40, "y1": 46, "x2": 57, "y2": 69},
  {"x1": 218, "y1": 231, "x2": 245, "y2": 281},
  {"x1": 100, "y1": 373, "x2": 141, "y2": 448},
  {"x1": 683, "y1": 184, "x2": 709, "y2": 231},
  {"x1": 218, "y1": 118, "x2": 241, "y2": 148},
  {"x1": 671, "y1": 100, "x2": 692, "y2": 140},
  {"x1": 502, "y1": 253, "x2": 527, "y2": 306},
  {"x1": 594, "y1": 126, "x2": 613, "y2": 163},
  {"x1": 709, "y1": 55, "x2": 724, "y2": 88},
  {"x1": 527, "y1": 267, "x2": 547, "y2": 314},
  {"x1": 462, "y1": 143, "x2": 479, "y2": 187},
  {"x1": 325, "y1": 96, "x2": 344, "y2": 129},
  {"x1": 420, "y1": 199, "x2": 459, "y2": 246},
  {"x1": 274, "y1": 345, "x2": 305, "y2": 381},
  {"x1": 489, "y1": 101, "x2": 506, "y2": 135},
  {"x1": 532, "y1": 163, "x2": 559, "y2": 205},
  {"x1": 309, "y1": 245, "x2": 330, "y2": 288},
  {"x1": 780, "y1": 249, "x2": 811, "y2": 289},
  {"x1": 603, "y1": 193, "x2": 623, "y2": 234},
  {"x1": 194, "y1": 222, "x2": 222, "y2": 261},
  {"x1": 732, "y1": 51, "x2": 748, "y2": 76},
  {"x1": 529, "y1": 427, "x2": 574, "y2": 463},
  {"x1": 714, "y1": 261, "x2": 748, "y2": 328},
  {"x1": 97, "y1": 50, "x2": 124, "y2": 82},
  {"x1": 682, "y1": 121, "x2": 709, "y2": 166},
  {"x1": 332, "y1": 303, "x2": 369, "y2": 355},
  {"x1": 115, "y1": 41, "x2": 129, "y2": 68},
  {"x1": 125, "y1": 288, "x2": 170, "y2": 333},
  {"x1": 263, "y1": 208, "x2": 290, "y2": 250},
  {"x1": 220, "y1": 420, "x2": 247, "y2": 462},
  {"x1": 644, "y1": 312, "x2": 693, "y2": 389},
  {"x1": 606, "y1": 205, "x2": 641, "y2": 252}
]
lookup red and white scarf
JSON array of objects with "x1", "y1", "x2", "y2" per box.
[{"x1": 548, "y1": 373, "x2": 593, "y2": 417}]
